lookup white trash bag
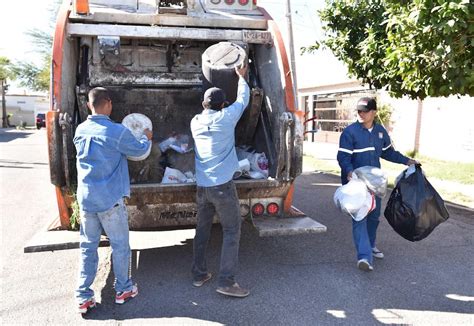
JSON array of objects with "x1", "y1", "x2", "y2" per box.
[
  {"x1": 161, "y1": 167, "x2": 187, "y2": 184},
  {"x1": 334, "y1": 178, "x2": 376, "y2": 221},
  {"x1": 353, "y1": 166, "x2": 388, "y2": 198}
]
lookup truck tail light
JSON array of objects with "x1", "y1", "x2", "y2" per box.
[
  {"x1": 267, "y1": 202, "x2": 280, "y2": 215},
  {"x1": 239, "y1": 0, "x2": 249, "y2": 5},
  {"x1": 253, "y1": 0, "x2": 257, "y2": 5},
  {"x1": 225, "y1": 0, "x2": 235, "y2": 4},
  {"x1": 252, "y1": 203, "x2": 265, "y2": 216},
  {"x1": 75, "y1": 0, "x2": 90, "y2": 15}
]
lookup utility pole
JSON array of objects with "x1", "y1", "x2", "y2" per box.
[{"x1": 285, "y1": 0, "x2": 298, "y2": 110}]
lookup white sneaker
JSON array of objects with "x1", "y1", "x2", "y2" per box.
[
  {"x1": 357, "y1": 259, "x2": 374, "y2": 272},
  {"x1": 372, "y1": 247, "x2": 384, "y2": 259}
]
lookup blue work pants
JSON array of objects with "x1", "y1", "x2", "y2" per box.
[
  {"x1": 192, "y1": 180, "x2": 242, "y2": 287},
  {"x1": 352, "y1": 197, "x2": 382, "y2": 264}
]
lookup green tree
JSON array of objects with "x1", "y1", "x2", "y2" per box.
[
  {"x1": 309, "y1": 0, "x2": 473, "y2": 99},
  {"x1": 0, "y1": 57, "x2": 15, "y2": 128}
]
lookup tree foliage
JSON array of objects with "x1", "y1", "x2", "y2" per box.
[
  {"x1": 314, "y1": 0, "x2": 473, "y2": 99},
  {"x1": 11, "y1": 59, "x2": 50, "y2": 92},
  {"x1": 0, "y1": 57, "x2": 14, "y2": 81},
  {"x1": 11, "y1": 1, "x2": 60, "y2": 92}
]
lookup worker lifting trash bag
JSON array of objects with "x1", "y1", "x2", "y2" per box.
[{"x1": 384, "y1": 164, "x2": 450, "y2": 242}]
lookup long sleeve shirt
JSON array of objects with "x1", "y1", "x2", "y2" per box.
[
  {"x1": 191, "y1": 77, "x2": 250, "y2": 187},
  {"x1": 337, "y1": 122, "x2": 409, "y2": 185},
  {"x1": 74, "y1": 115, "x2": 151, "y2": 212}
]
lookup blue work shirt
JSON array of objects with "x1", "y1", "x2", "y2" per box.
[
  {"x1": 191, "y1": 77, "x2": 250, "y2": 187},
  {"x1": 74, "y1": 114, "x2": 151, "y2": 212},
  {"x1": 337, "y1": 122, "x2": 409, "y2": 185}
]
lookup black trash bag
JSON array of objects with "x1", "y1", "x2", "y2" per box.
[{"x1": 384, "y1": 165, "x2": 449, "y2": 241}]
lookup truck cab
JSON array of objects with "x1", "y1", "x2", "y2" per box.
[{"x1": 29, "y1": 0, "x2": 326, "y2": 252}]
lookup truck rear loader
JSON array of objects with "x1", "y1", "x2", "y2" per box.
[{"x1": 26, "y1": 0, "x2": 326, "y2": 252}]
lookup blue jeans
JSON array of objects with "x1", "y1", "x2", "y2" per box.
[
  {"x1": 192, "y1": 180, "x2": 242, "y2": 287},
  {"x1": 75, "y1": 198, "x2": 133, "y2": 303},
  {"x1": 352, "y1": 197, "x2": 382, "y2": 264}
]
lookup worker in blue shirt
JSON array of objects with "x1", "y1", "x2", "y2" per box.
[
  {"x1": 337, "y1": 97, "x2": 418, "y2": 272},
  {"x1": 190, "y1": 65, "x2": 250, "y2": 298},
  {"x1": 74, "y1": 87, "x2": 152, "y2": 313}
]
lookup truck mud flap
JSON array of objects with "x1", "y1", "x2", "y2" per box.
[
  {"x1": 252, "y1": 206, "x2": 327, "y2": 237},
  {"x1": 24, "y1": 227, "x2": 196, "y2": 253}
]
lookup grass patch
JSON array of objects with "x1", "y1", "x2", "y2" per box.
[
  {"x1": 303, "y1": 155, "x2": 474, "y2": 208},
  {"x1": 409, "y1": 155, "x2": 473, "y2": 185}
]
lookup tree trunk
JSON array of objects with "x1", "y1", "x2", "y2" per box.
[
  {"x1": 413, "y1": 98, "x2": 423, "y2": 153},
  {"x1": 1, "y1": 79, "x2": 7, "y2": 128}
]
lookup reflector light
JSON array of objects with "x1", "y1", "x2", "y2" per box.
[
  {"x1": 267, "y1": 202, "x2": 279, "y2": 215},
  {"x1": 239, "y1": 0, "x2": 249, "y2": 5},
  {"x1": 75, "y1": 0, "x2": 90, "y2": 15},
  {"x1": 252, "y1": 203, "x2": 265, "y2": 216},
  {"x1": 225, "y1": 0, "x2": 235, "y2": 4},
  {"x1": 253, "y1": 0, "x2": 257, "y2": 5}
]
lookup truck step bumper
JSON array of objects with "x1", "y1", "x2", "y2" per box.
[{"x1": 252, "y1": 206, "x2": 327, "y2": 237}]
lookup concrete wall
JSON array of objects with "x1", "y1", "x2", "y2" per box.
[{"x1": 380, "y1": 94, "x2": 474, "y2": 162}]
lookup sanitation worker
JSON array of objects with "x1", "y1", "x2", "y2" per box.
[
  {"x1": 337, "y1": 97, "x2": 418, "y2": 272},
  {"x1": 190, "y1": 64, "x2": 250, "y2": 298},
  {"x1": 74, "y1": 87, "x2": 152, "y2": 313}
]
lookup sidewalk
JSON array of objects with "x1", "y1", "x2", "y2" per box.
[{"x1": 303, "y1": 141, "x2": 474, "y2": 209}]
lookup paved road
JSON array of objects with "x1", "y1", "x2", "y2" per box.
[{"x1": 1, "y1": 129, "x2": 473, "y2": 325}]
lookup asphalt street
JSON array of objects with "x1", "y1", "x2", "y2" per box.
[{"x1": 1, "y1": 129, "x2": 473, "y2": 325}]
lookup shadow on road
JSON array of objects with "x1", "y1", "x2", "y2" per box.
[
  {"x1": 79, "y1": 172, "x2": 474, "y2": 325},
  {"x1": 0, "y1": 130, "x2": 34, "y2": 143}
]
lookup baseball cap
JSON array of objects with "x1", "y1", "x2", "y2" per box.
[
  {"x1": 356, "y1": 97, "x2": 377, "y2": 112},
  {"x1": 203, "y1": 87, "x2": 227, "y2": 110}
]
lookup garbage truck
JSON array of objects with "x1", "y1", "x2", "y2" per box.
[{"x1": 26, "y1": 0, "x2": 326, "y2": 252}]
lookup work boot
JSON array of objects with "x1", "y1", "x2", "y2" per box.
[
  {"x1": 216, "y1": 283, "x2": 250, "y2": 298},
  {"x1": 193, "y1": 273, "x2": 212, "y2": 287}
]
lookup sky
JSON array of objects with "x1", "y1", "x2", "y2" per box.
[{"x1": 0, "y1": 0, "x2": 350, "y2": 94}]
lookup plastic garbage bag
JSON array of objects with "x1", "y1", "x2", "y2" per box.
[
  {"x1": 161, "y1": 167, "x2": 188, "y2": 184},
  {"x1": 235, "y1": 147, "x2": 269, "y2": 179},
  {"x1": 334, "y1": 178, "x2": 376, "y2": 221},
  {"x1": 353, "y1": 166, "x2": 388, "y2": 198},
  {"x1": 384, "y1": 165, "x2": 450, "y2": 242},
  {"x1": 159, "y1": 134, "x2": 193, "y2": 154},
  {"x1": 395, "y1": 164, "x2": 417, "y2": 185},
  {"x1": 233, "y1": 159, "x2": 251, "y2": 179}
]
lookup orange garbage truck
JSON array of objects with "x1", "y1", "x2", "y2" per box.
[{"x1": 27, "y1": 0, "x2": 326, "y2": 252}]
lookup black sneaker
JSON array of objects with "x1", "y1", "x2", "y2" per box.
[
  {"x1": 193, "y1": 273, "x2": 212, "y2": 287},
  {"x1": 216, "y1": 283, "x2": 250, "y2": 298}
]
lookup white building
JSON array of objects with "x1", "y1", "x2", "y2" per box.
[{"x1": 1, "y1": 94, "x2": 49, "y2": 126}]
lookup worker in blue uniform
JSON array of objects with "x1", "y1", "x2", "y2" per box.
[{"x1": 337, "y1": 97, "x2": 418, "y2": 272}]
